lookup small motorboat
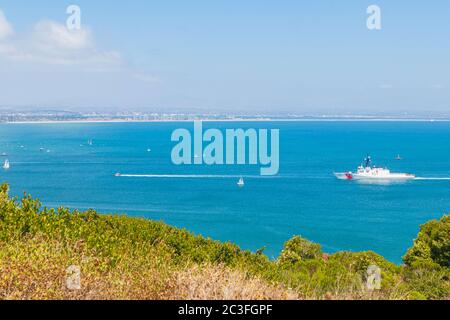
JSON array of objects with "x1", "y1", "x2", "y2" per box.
[
  {"x1": 334, "y1": 156, "x2": 415, "y2": 181},
  {"x1": 115, "y1": 173, "x2": 122, "y2": 177}
]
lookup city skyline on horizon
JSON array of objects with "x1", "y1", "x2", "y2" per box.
[{"x1": 0, "y1": 1, "x2": 449, "y2": 115}]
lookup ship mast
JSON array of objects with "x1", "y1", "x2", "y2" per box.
[{"x1": 364, "y1": 155, "x2": 372, "y2": 168}]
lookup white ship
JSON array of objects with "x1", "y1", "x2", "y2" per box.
[{"x1": 334, "y1": 156, "x2": 415, "y2": 181}]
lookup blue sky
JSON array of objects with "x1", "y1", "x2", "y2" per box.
[{"x1": 0, "y1": 0, "x2": 449, "y2": 115}]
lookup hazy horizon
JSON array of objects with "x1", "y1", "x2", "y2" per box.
[{"x1": 1, "y1": 1, "x2": 449, "y2": 115}]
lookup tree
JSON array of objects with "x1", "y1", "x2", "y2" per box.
[{"x1": 403, "y1": 215, "x2": 450, "y2": 268}]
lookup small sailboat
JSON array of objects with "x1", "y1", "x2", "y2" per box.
[
  {"x1": 3, "y1": 159, "x2": 10, "y2": 170},
  {"x1": 395, "y1": 154, "x2": 403, "y2": 160},
  {"x1": 237, "y1": 177, "x2": 245, "y2": 187},
  {"x1": 87, "y1": 139, "x2": 93, "y2": 146}
]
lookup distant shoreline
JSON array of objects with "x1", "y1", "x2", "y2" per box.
[{"x1": 3, "y1": 118, "x2": 450, "y2": 124}]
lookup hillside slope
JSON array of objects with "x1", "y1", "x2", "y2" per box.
[{"x1": 0, "y1": 184, "x2": 448, "y2": 300}]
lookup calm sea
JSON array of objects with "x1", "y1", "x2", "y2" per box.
[{"x1": 1, "y1": 121, "x2": 449, "y2": 263}]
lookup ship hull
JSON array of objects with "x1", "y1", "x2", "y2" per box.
[{"x1": 334, "y1": 172, "x2": 415, "y2": 181}]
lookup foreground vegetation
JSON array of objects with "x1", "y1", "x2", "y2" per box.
[{"x1": 0, "y1": 184, "x2": 448, "y2": 300}]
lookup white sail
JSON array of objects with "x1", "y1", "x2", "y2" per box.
[{"x1": 3, "y1": 159, "x2": 10, "y2": 170}]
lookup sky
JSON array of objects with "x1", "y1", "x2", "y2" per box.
[{"x1": 0, "y1": 0, "x2": 449, "y2": 115}]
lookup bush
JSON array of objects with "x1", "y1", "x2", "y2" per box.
[
  {"x1": 0, "y1": 183, "x2": 449, "y2": 300},
  {"x1": 401, "y1": 266, "x2": 450, "y2": 300},
  {"x1": 278, "y1": 236, "x2": 322, "y2": 265},
  {"x1": 403, "y1": 216, "x2": 450, "y2": 268}
]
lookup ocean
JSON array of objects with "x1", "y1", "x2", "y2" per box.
[{"x1": 1, "y1": 121, "x2": 449, "y2": 264}]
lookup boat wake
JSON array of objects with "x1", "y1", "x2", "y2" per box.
[
  {"x1": 354, "y1": 177, "x2": 450, "y2": 185},
  {"x1": 415, "y1": 177, "x2": 450, "y2": 181},
  {"x1": 115, "y1": 174, "x2": 450, "y2": 181},
  {"x1": 115, "y1": 174, "x2": 278, "y2": 179}
]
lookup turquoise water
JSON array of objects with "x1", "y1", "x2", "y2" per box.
[{"x1": 1, "y1": 121, "x2": 450, "y2": 263}]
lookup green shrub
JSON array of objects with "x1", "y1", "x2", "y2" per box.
[
  {"x1": 408, "y1": 291, "x2": 427, "y2": 300},
  {"x1": 0, "y1": 183, "x2": 449, "y2": 300},
  {"x1": 403, "y1": 216, "x2": 450, "y2": 268},
  {"x1": 278, "y1": 236, "x2": 322, "y2": 265},
  {"x1": 401, "y1": 266, "x2": 450, "y2": 300}
]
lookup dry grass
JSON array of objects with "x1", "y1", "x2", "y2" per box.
[
  {"x1": 0, "y1": 235, "x2": 297, "y2": 300},
  {"x1": 0, "y1": 235, "x2": 172, "y2": 300},
  {"x1": 169, "y1": 264, "x2": 299, "y2": 300}
]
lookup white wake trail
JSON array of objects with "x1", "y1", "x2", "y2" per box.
[
  {"x1": 116, "y1": 174, "x2": 450, "y2": 180},
  {"x1": 415, "y1": 177, "x2": 450, "y2": 181},
  {"x1": 117, "y1": 174, "x2": 273, "y2": 179}
]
